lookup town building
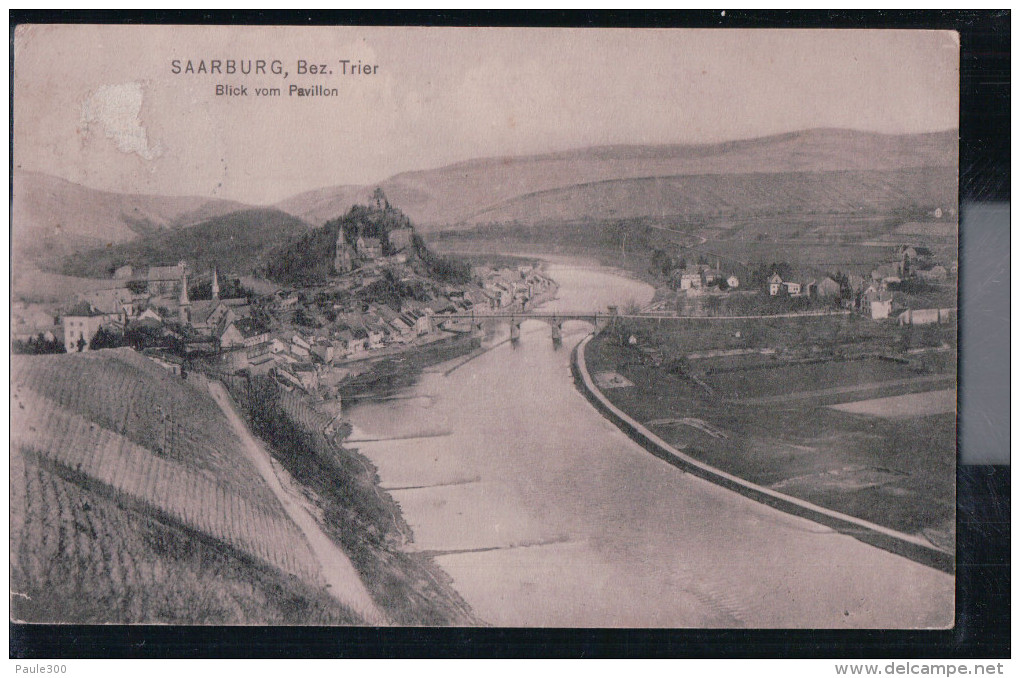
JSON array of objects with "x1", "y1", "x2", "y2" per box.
[
  {"x1": 145, "y1": 262, "x2": 187, "y2": 296},
  {"x1": 813, "y1": 276, "x2": 841, "y2": 298},
  {"x1": 77, "y1": 287, "x2": 134, "y2": 315},
  {"x1": 356, "y1": 236, "x2": 383, "y2": 259},
  {"x1": 13, "y1": 303, "x2": 59, "y2": 342},
  {"x1": 679, "y1": 267, "x2": 703, "y2": 291},
  {"x1": 767, "y1": 272, "x2": 784, "y2": 296},
  {"x1": 862, "y1": 285, "x2": 894, "y2": 320},
  {"x1": 388, "y1": 227, "x2": 413, "y2": 252},
  {"x1": 62, "y1": 306, "x2": 109, "y2": 352}
]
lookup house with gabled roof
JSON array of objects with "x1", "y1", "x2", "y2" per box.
[
  {"x1": 767, "y1": 272, "x2": 785, "y2": 296},
  {"x1": 62, "y1": 304, "x2": 108, "y2": 352},
  {"x1": 862, "y1": 285, "x2": 894, "y2": 320}
]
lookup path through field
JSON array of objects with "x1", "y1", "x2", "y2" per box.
[{"x1": 208, "y1": 381, "x2": 387, "y2": 625}]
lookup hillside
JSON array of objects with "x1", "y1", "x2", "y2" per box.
[
  {"x1": 55, "y1": 208, "x2": 312, "y2": 279},
  {"x1": 276, "y1": 129, "x2": 958, "y2": 228},
  {"x1": 466, "y1": 165, "x2": 958, "y2": 227},
  {"x1": 265, "y1": 200, "x2": 470, "y2": 286},
  {"x1": 12, "y1": 171, "x2": 253, "y2": 262},
  {"x1": 10, "y1": 349, "x2": 358, "y2": 624}
]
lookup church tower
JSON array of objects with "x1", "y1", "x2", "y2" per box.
[
  {"x1": 178, "y1": 269, "x2": 191, "y2": 324},
  {"x1": 212, "y1": 267, "x2": 220, "y2": 301}
]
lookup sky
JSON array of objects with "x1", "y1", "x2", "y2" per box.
[{"x1": 13, "y1": 26, "x2": 959, "y2": 205}]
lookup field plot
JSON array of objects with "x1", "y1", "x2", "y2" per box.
[
  {"x1": 709, "y1": 359, "x2": 955, "y2": 408},
  {"x1": 9, "y1": 350, "x2": 363, "y2": 624},
  {"x1": 586, "y1": 331, "x2": 956, "y2": 544},
  {"x1": 831, "y1": 389, "x2": 956, "y2": 418},
  {"x1": 709, "y1": 358, "x2": 917, "y2": 399}
]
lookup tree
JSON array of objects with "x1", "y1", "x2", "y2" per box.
[
  {"x1": 89, "y1": 326, "x2": 124, "y2": 350},
  {"x1": 124, "y1": 322, "x2": 166, "y2": 350},
  {"x1": 651, "y1": 249, "x2": 674, "y2": 278},
  {"x1": 12, "y1": 333, "x2": 65, "y2": 355},
  {"x1": 293, "y1": 307, "x2": 318, "y2": 328}
]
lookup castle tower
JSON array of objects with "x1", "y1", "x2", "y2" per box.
[{"x1": 212, "y1": 267, "x2": 220, "y2": 301}]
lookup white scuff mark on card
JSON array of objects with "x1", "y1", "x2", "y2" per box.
[{"x1": 79, "y1": 82, "x2": 161, "y2": 160}]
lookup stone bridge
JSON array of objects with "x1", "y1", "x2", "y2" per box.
[
  {"x1": 439, "y1": 309, "x2": 619, "y2": 342},
  {"x1": 438, "y1": 307, "x2": 851, "y2": 343}
]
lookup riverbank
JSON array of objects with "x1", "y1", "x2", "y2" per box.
[
  {"x1": 335, "y1": 331, "x2": 482, "y2": 402},
  {"x1": 574, "y1": 324, "x2": 954, "y2": 571},
  {"x1": 431, "y1": 238, "x2": 662, "y2": 290},
  {"x1": 222, "y1": 371, "x2": 479, "y2": 625}
]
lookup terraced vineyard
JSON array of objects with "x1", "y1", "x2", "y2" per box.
[
  {"x1": 11, "y1": 350, "x2": 277, "y2": 506},
  {"x1": 10, "y1": 350, "x2": 360, "y2": 624}
]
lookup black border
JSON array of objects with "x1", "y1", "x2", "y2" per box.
[{"x1": 9, "y1": 9, "x2": 1010, "y2": 659}]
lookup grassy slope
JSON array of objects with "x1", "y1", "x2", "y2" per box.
[
  {"x1": 53, "y1": 208, "x2": 311, "y2": 279},
  {"x1": 10, "y1": 349, "x2": 359, "y2": 624},
  {"x1": 11, "y1": 263, "x2": 118, "y2": 304}
]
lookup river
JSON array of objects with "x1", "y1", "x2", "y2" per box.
[{"x1": 346, "y1": 261, "x2": 953, "y2": 628}]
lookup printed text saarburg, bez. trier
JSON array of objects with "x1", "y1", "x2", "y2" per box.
[{"x1": 170, "y1": 59, "x2": 379, "y2": 78}]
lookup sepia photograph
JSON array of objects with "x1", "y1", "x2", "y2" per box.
[{"x1": 11, "y1": 24, "x2": 959, "y2": 629}]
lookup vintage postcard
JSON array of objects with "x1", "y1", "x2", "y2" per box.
[{"x1": 11, "y1": 25, "x2": 958, "y2": 627}]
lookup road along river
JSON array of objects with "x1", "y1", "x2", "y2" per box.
[{"x1": 345, "y1": 262, "x2": 953, "y2": 628}]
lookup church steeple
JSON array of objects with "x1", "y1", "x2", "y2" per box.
[
  {"x1": 212, "y1": 267, "x2": 220, "y2": 301},
  {"x1": 178, "y1": 268, "x2": 191, "y2": 323}
]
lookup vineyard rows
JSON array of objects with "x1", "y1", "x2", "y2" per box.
[
  {"x1": 11, "y1": 444, "x2": 157, "y2": 620},
  {"x1": 12, "y1": 351, "x2": 277, "y2": 506},
  {"x1": 12, "y1": 387, "x2": 324, "y2": 585}
]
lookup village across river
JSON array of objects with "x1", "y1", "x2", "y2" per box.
[{"x1": 345, "y1": 260, "x2": 953, "y2": 628}]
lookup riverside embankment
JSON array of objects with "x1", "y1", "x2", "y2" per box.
[{"x1": 571, "y1": 333, "x2": 953, "y2": 572}]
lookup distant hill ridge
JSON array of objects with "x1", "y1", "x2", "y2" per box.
[
  {"x1": 429, "y1": 128, "x2": 957, "y2": 169},
  {"x1": 55, "y1": 207, "x2": 311, "y2": 279},
  {"x1": 465, "y1": 165, "x2": 958, "y2": 225},
  {"x1": 12, "y1": 171, "x2": 255, "y2": 259},
  {"x1": 18, "y1": 128, "x2": 958, "y2": 270},
  {"x1": 277, "y1": 128, "x2": 958, "y2": 228}
]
